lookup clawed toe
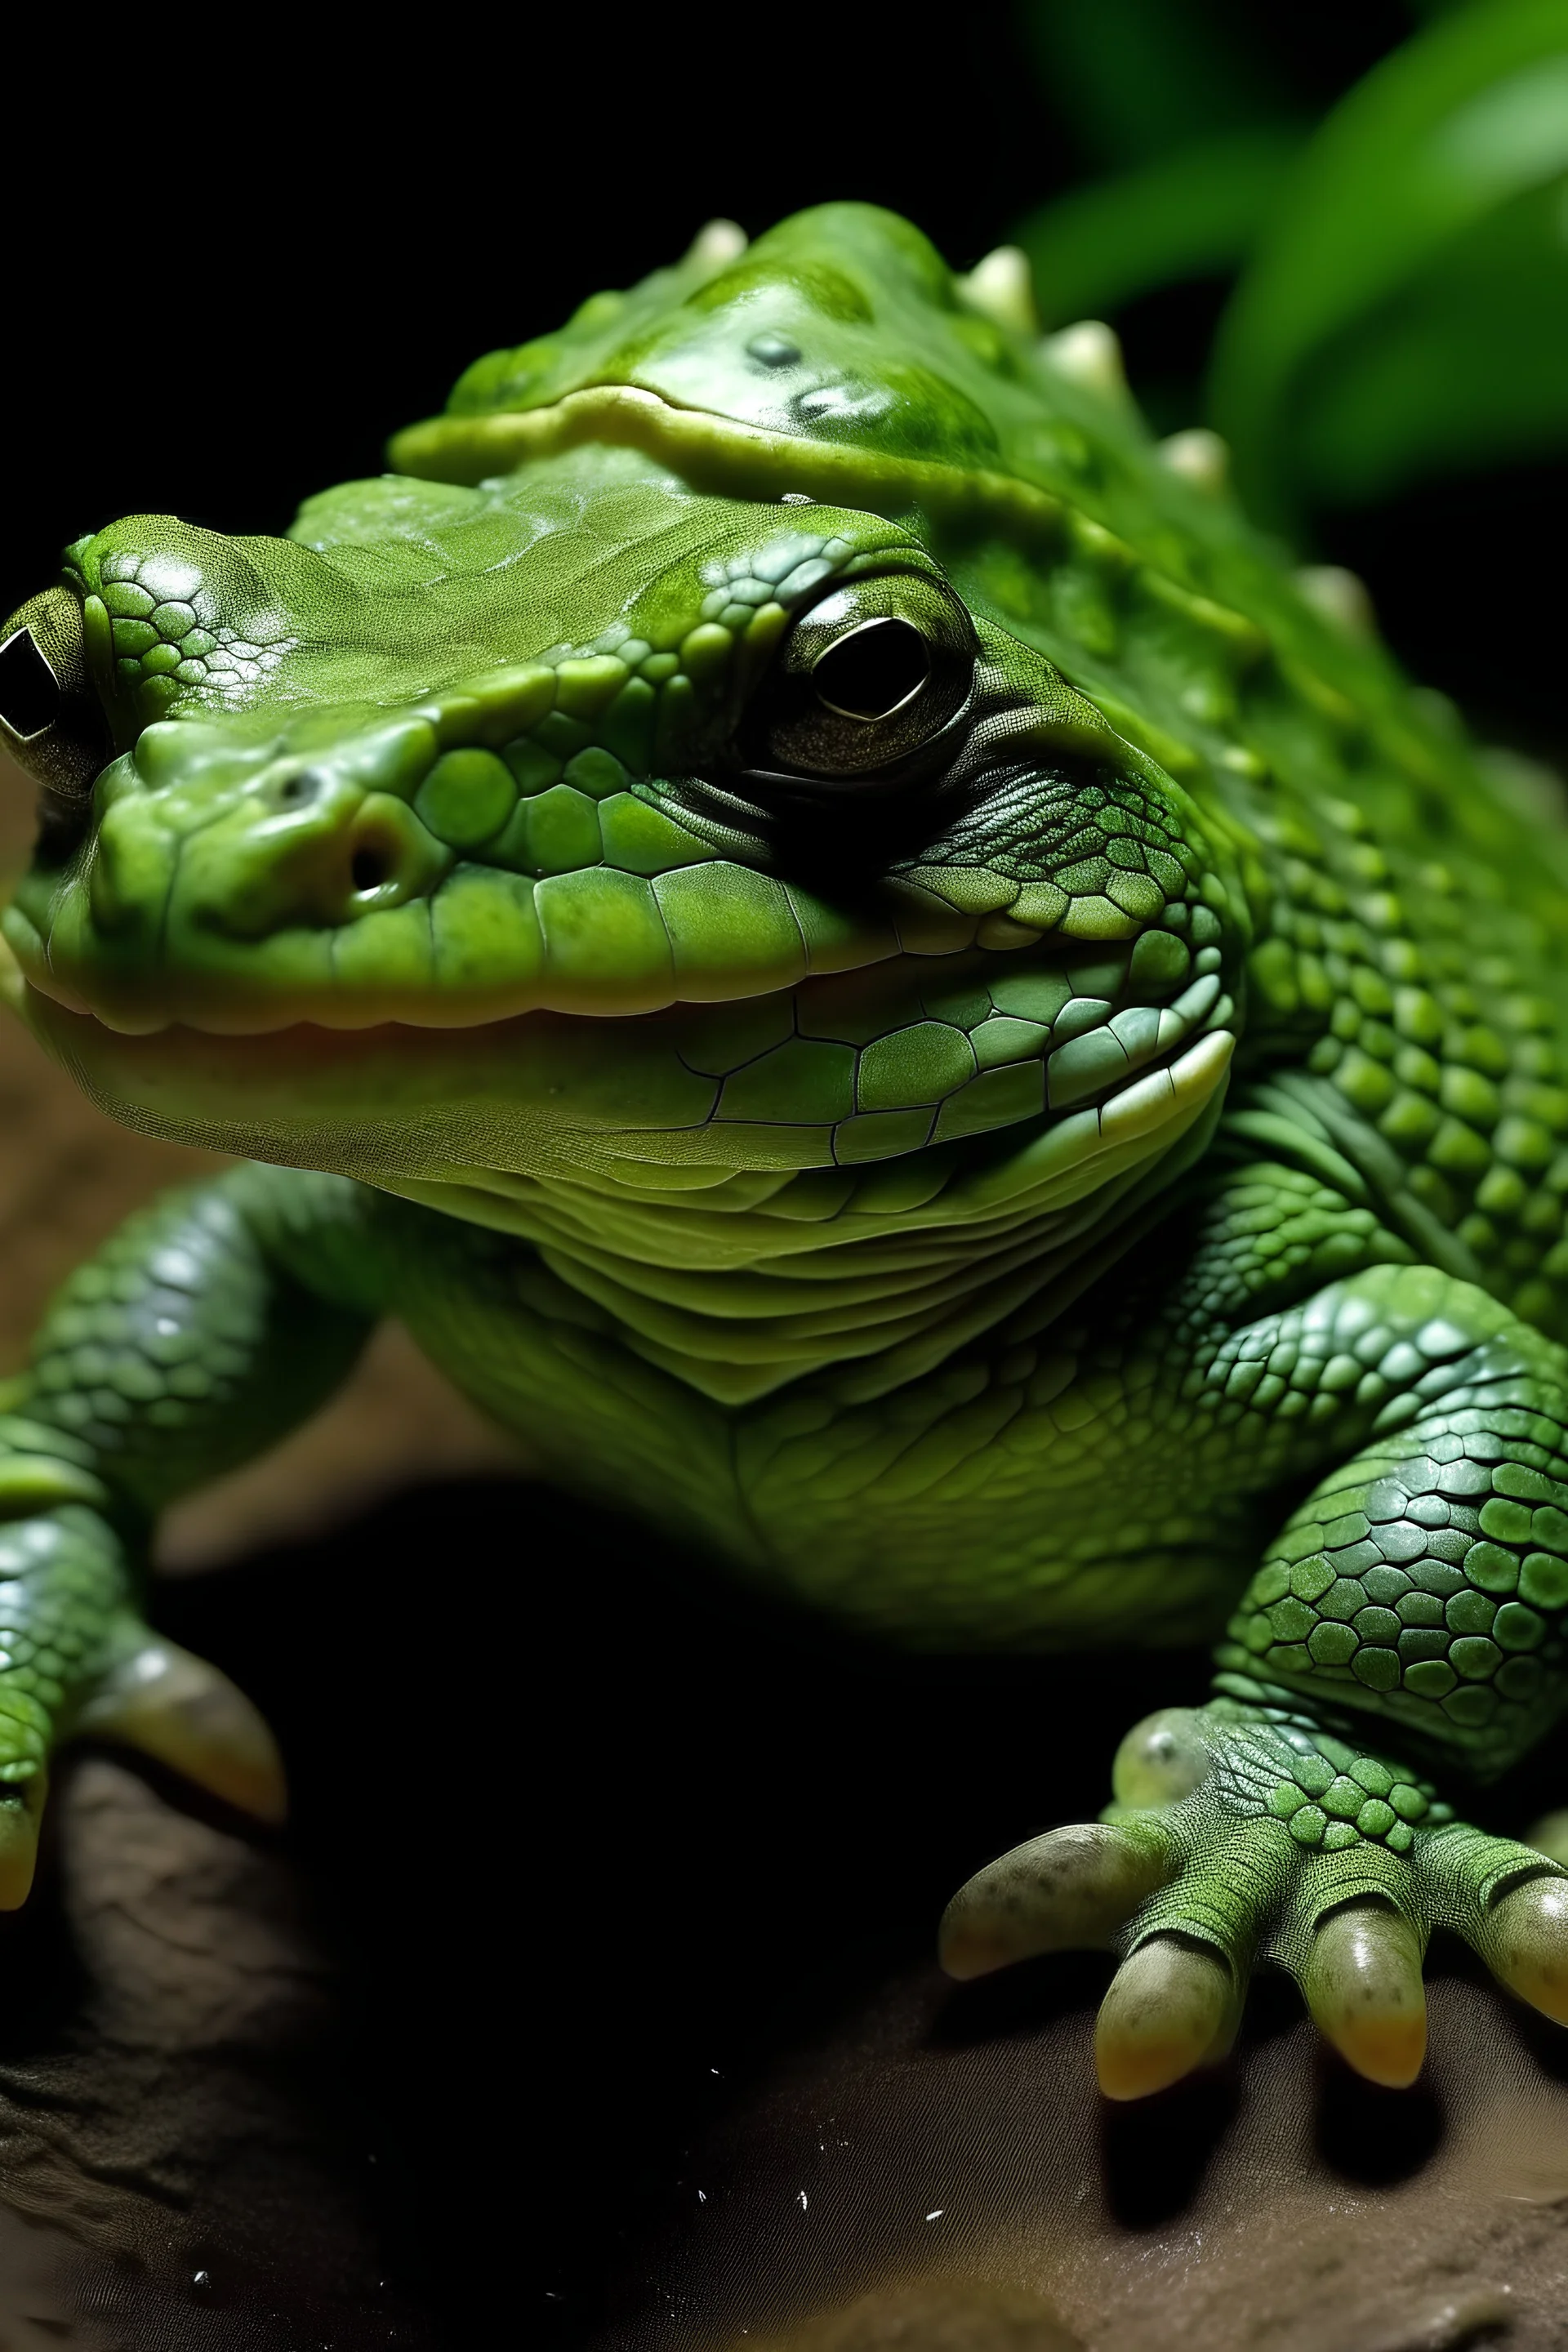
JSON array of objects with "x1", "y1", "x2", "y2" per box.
[
  {"x1": 0, "y1": 1774, "x2": 45, "y2": 1910},
  {"x1": 74, "y1": 1632, "x2": 287, "y2": 1826},
  {"x1": 941, "y1": 1709, "x2": 1568, "y2": 2102},
  {"x1": 939, "y1": 1820, "x2": 1174, "y2": 1980},
  {"x1": 1481, "y1": 1874, "x2": 1568, "y2": 2025},
  {"x1": 939, "y1": 1815, "x2": 1243, "y2": 2099},
  {"x1": 1094, "y1": 1935, "x2": 1237, "y2": 2100},
  {"x1": 1303, "y1": 1901, "x2": 1426, "y2": 2087}
]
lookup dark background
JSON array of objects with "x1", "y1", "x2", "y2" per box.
[
  {"x1": 7, "y1": 5, "x2": 1557, "y2": 757},
  {"x1": 4, "y1": 8, "x2": 1566, "y2": 2345}
]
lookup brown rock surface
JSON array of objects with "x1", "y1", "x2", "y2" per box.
[
  {"x1": 743, "y1": 2278, "x2": 1085, "y2": 2350},
  {"x1": 0, "y1": 1755, "x2": 442, "y2": 2349},
  {"x1": 631, "y1": 1963, "x2": 1568, "y2": 2352}
]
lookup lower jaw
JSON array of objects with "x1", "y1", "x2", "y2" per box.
[
  {"x1": 21, "y1": 993, "x2": 1234, "y2": 1253},
  {"x1": 20, "y1": 987, "x2": 715, "y2": 1181}
]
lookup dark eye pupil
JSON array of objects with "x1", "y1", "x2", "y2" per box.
[
  {"x1": 0, "y1": 628, "x2": 62, "y2": 741},
  {"x1": 812, "y1": 617, "x2": 930, "y2": 723}
]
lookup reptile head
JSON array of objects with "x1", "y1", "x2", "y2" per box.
[{"x1": 0, "y1": 207, "x2": 1243, "y2": 1208}]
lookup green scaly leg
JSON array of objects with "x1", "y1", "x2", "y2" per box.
[
  {"x1": 0, "y1": 1162, "x2": 379, "y2": 1895},
  {"x1": 942, "y1": 1257, "x2": 1568, "y2": 2094}
]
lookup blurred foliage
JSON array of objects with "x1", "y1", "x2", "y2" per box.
[{"x1": 1013, "y1": 0, "x2": 1568, "y2": 531}]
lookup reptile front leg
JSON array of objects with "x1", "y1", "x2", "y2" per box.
[
  {"x1": 942, "y1": 1185, "x2": 1568, "y2": 2096},
  {"x1": 0, "y1": 1161, "x2": 383, "y2": 1895}
]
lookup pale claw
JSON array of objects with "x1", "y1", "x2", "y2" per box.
[
  {"x1": 1484, "y1": 1876, "x2": 1568, "y2": 2026},
  {"x1": 1304, "y1": 1901, "x2": 1427, "y2": 2088},
  {"x1": 1095, "y1": 1936, "x2": 1236, "y2": 2100},
  {"x1": 939, "y1": 1820, "x2": 1174, "y2": 1980},
  {"x1": 945, "y1": 1709, "x2": 1568, "y2": 2098},
  {"x1": 0, "y1": 1773, "x2": 46, "y2": 1910},
  {"x1": 74, "y1": 1635, "x2": 287, "y2": 1826}
]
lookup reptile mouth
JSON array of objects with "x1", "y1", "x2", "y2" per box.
[
  {"x1": 16, "y1": 987, "x2": 1234, "y2": 1258},
  {"x1": 11, "y1": 916, "x2": 1236, "y2": 1197},
  {"x1": 8, "y1": 898, "x2": 1228, "y2": 1082}
]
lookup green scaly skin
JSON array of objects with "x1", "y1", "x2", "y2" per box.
[{"x1": 2, "y1": 205, "x2": 1566, "y2": 2095}]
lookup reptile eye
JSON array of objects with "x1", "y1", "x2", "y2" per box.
[
  {"x1": 748, "y1": 572, "x2": 976, "y2": 788},
  {"x1": 0, "y1": 628, "x2": 61, "y2": 741},
  {"x1": 0, "y1": 587, "x2": 108, "y2": 828},
  {"x1": 812, "y1": 618, "x2": 930, "y2": 721}
]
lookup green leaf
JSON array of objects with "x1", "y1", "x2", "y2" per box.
[
  {"x1": 1291, "y1": 176, "x2": 1568, "y2": 501},
  {"x1": 1014, "y1": 127, "x2": 1303, "y2": 326},
  {"x1": 1012, "y1": 0, "x2": 1290, "y2": 170},
  {"x1": 1209, "y1": 0, "x2": 1568, "y2": 526}
]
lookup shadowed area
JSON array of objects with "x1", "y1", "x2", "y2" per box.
[
  {"x1": 0, "y1": 1478, "x2": 1561, "y2": 2347},
  {"x1": 504, "y1": 1508, "x2": 1568, "y2": 2352},
  {"x1": 0, "y1": 1755, "x2": 442, "y2": 2349}
]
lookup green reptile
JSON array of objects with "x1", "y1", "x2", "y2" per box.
[{"x1": 1, "y1": 204, "x2": 1566, "y2": 2100}]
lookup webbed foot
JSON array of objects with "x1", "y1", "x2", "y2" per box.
[{"x1": 940, "y1": 1702, "x2": 1567, "y2": 2099}]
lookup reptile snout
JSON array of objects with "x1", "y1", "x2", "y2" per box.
[
  {"x1": 188, "y1": 764, "x2": 450, "y2": 941},
  {"x1": 83, "y1": 736, "x2": 453, "y2": 951}
]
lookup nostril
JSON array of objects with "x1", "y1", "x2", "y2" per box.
[
  {"x1": 277, "y1": 768, "x2": 323, "y2": 808},
  {"x1": 315, "y1": 791, "x2": 439, "y2": 922}
]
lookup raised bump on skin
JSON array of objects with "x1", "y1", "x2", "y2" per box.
[
  {"x1": 1156, "y1": 430, "x2": 1229, "y2": 494},
  {"x1": 685, "y1": 219, "x2": 747, "y2": 270},
  {"x1": 957, "y1": 247, "x2": 1039, "y2": 337},
  {"x1": 939, "y1": 1820, "x2": 1174, "y2": 1980},
  {"x1": 1040, "y1": 321, "x2": 1129, "y2": 404},
  {"x1": 1111, "y1": 1708, "x2": 1215, "y2": 1809},
  {"x1": 1294, "y1": 564, "x2": 1377, "y2": 642}
]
